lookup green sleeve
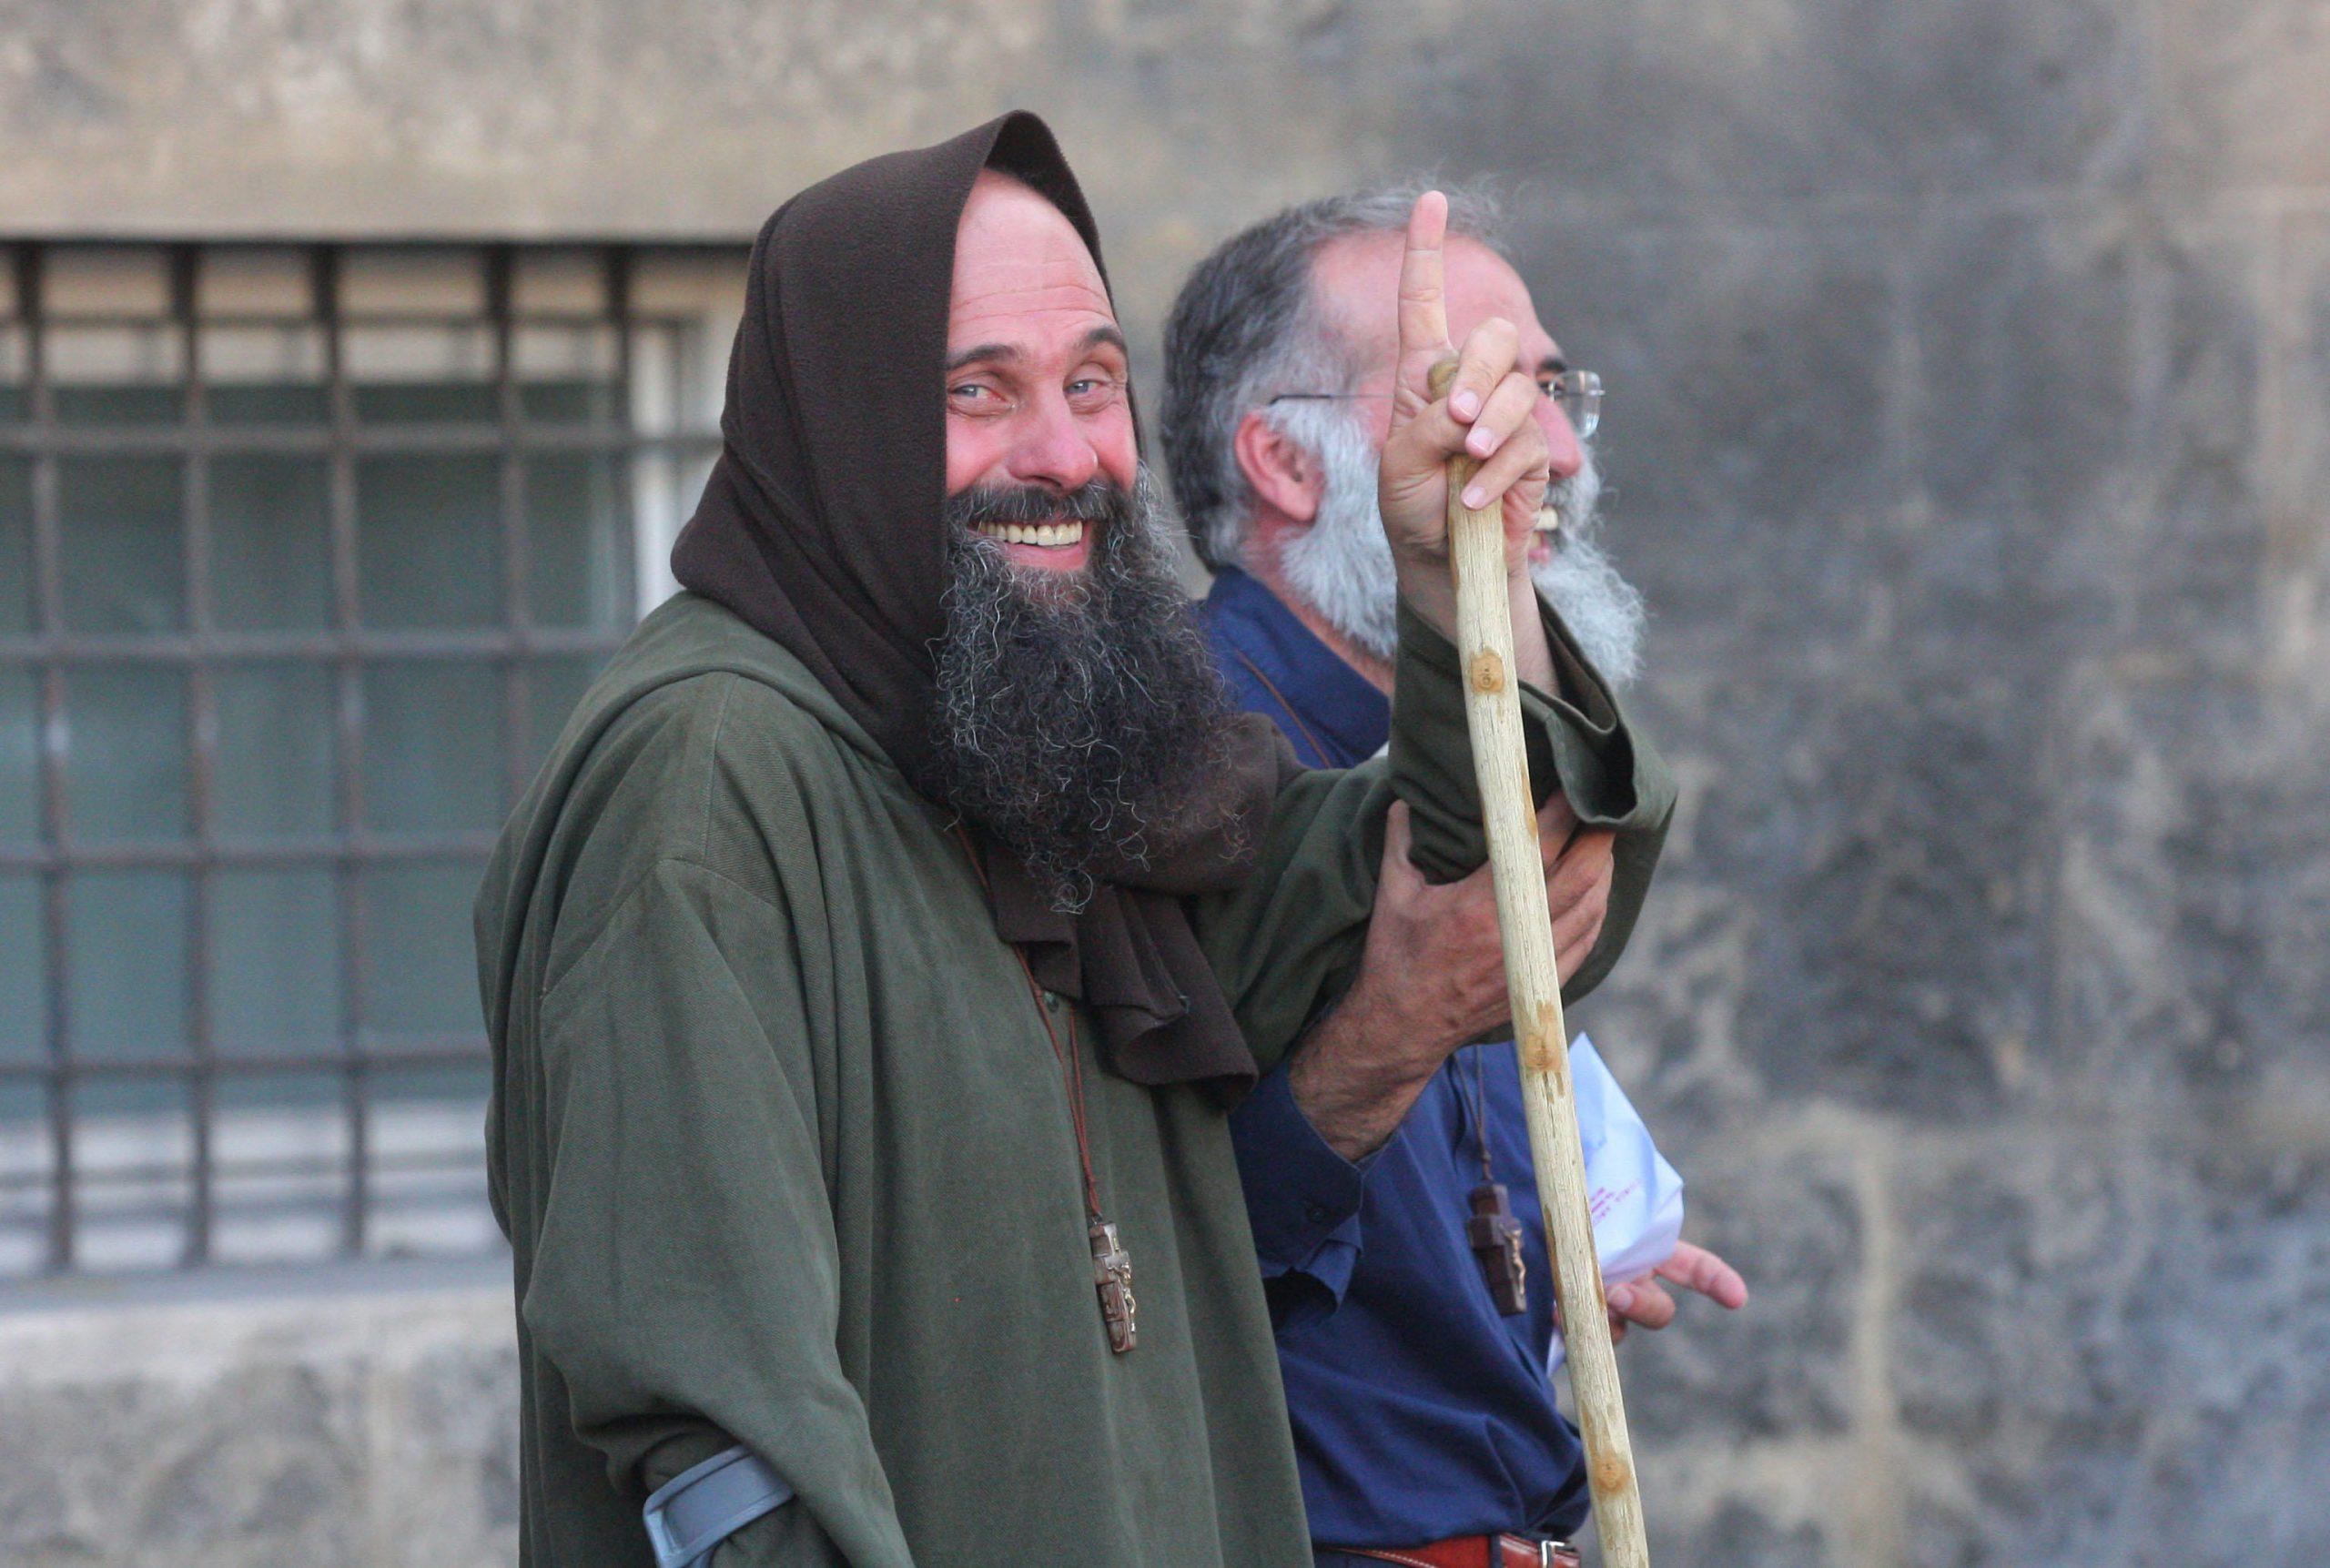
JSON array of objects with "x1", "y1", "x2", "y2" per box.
[
  {"x1": 1192, "y1": 592, "x2": 1676, "y2": 1070},
  {"x1": 1389, "y1": 593, "x2": 1677, "y2": 1000},
  {"x1": 524, "y1": 858, "x2": 914, "y2": 1568}
]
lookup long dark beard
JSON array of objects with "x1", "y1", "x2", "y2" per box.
[{"x1": 931, "y1": 469, "x2": 1240, "y2": 913}]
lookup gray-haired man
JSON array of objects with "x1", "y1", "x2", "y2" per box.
[{"x1": 1161, "y1": 189, "x2": 1748, "y2": 1566}]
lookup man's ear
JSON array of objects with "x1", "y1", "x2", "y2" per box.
[{"x1": 1232, "y1": 410, "x2": 1324, "y2": 527}]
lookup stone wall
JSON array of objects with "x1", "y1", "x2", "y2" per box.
[
  {"x1": 3, "y1": 2, "x2": 2326, "y2": 1563},
  {"x1": 0, "y1": 1268, "x2": 516, "y2": 1567}
]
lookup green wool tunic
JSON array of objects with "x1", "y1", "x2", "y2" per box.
[{"x1": 476, "y1": 590, "x2": 1672, "y2": 1567}]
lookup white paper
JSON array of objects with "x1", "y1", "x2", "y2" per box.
[{"x1": 1544, "y1": 1032, "x2": 1685, "y2": 1377}]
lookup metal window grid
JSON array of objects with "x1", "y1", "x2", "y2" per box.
[{"x1": 0, "y1": 239, "x2": 735, "y2": 1274}]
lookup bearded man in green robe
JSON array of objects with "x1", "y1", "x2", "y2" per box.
[{"x1": 476, "y1": 112, "x2": 1672, "y2": 1567}]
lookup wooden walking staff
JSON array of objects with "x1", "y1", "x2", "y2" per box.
[{"x1": 1430, "y1": 356, "x2": 1651, "y2": 1567}]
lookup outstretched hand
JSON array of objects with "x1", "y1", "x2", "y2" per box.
[{"x1": 1604, "y1": 1240, "x2": 1750, "y2": 1344}]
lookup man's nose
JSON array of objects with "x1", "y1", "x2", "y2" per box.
[
  {"x1": 1004, "y1": 391, "x2": 1100, "y2": 492},
  {"x1": 1535, "y1": 398, "x2": 1584, "y2": 481}
]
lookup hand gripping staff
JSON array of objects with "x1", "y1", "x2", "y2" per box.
[{"x1": 1429, "y1": 355, "x2": 1650, "y2": 1567}]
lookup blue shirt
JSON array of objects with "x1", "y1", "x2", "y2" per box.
[{"x1": 1204, "y1": 567, "x2": 1589, "y2": 1547}]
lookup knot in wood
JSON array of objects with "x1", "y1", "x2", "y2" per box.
[
  {"x1": 1522, "y1": 1002, "x2": 1567, "y2": 1081},
  {"x1": 1468, "y1": 651, "x2": 1505, "y2": 693}
]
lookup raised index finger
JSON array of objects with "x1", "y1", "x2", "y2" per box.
[{"x1": 1396, "y1": 190, "x2": 1452, "y2": 389}]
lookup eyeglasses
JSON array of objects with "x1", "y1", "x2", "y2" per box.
[{"x1": 1267, "y1": 368, "x2": 1604, "y2": 441}]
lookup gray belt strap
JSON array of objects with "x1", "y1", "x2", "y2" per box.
[{"x1": 642, "y1": 1443, "x2": 795, "y2": 1568}]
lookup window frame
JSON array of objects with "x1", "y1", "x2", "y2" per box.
[{"x1": 0, "y1": 238, "x2": 741, "y2": 1275}]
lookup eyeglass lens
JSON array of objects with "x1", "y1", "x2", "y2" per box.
[{"x1": 1555, "y1": 369, "x2": 1603, "y2": 440}]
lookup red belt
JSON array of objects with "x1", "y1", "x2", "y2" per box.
[{"x1": 1330, "y1": 1536, "x2": 1581, "y2": 1568}]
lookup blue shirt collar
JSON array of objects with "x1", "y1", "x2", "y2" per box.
[{"x1": 1201, "y1": 568, "x2": 1391, "y2": 768}]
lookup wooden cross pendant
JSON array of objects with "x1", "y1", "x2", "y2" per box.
[
  {"x1": 1089, "y1": 1219, "x2": 1138, "y2": 1353},
  {"x1": 1466, "y1": 1181, "x2": 1529, "y2": 1316}
]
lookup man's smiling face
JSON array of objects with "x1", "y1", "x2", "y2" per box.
[
  {"x1": 929, "y1": 182, "x2": 1237, "y2": 912},
  {"x1": 943, "y1": 169, "x2": 1137, "y2": 574}
]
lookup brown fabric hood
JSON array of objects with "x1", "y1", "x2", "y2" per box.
[{"x1": 670, "y1": 111, "x2": 1290, "y2": 1098}]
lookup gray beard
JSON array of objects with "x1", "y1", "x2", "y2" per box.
[
  {"x1": 1274, "y1": 403, "x2": 1645, "y2": 684},
  {"x1": 931, "y1": 465, "x2": 1240, "y2": 913}
]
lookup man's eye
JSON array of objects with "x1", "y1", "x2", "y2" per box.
[
  {"x1": 949, "y1": 382, "x2": 998, "y2": 405},
  {"x1": 1069, "y1": 377, "x2": 1123, "y2": 400}
]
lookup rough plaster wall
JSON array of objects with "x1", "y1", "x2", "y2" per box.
[
  {"x1": 1, "y1": 1, "x2": 2325, "y2": 1563},
  {"x1": 0, "y1": 1284, "x2": 516, "y2": 1568}
]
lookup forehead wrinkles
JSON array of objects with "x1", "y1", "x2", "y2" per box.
[
  {"x1": 949, "y1": 279, "x2": 1117, "y2": 333},
  {"x1": 950, "y1": 174, "x2": 1113, "y2": 338}
]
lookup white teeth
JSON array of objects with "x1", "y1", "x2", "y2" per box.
[
  {"x1": 974, "y1": 521, "x2": 1086, "y2": 547},
  {"x1": 1535, "y1": 505, "x2": 1563, "y2": 535}
]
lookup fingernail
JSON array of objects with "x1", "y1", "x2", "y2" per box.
[
  {"x1": 1467, "y1": 426, "x2": 1496, "y2": 456},
  {"x1": 1452, "y1": 389, "x2": 1481, "y2": 420},
  {"x1": 1607, "y1": 1285, "x2": 1633, "y2": 1313},
  {"x1": 1461, "y1": 484, "x2": 1488, "y2": 510}
]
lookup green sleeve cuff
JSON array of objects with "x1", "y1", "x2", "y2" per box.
[{"x1": 1386, "y1": 590, "x2": 1677, "y2": 1002}]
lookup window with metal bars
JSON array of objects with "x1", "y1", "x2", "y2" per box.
[{"x1": 0, "y1": 241, "x2": 745, "y2": 1276}]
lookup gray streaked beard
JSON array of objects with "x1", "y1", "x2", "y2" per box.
[
  {"x1": 1271, "y1": 400, "x2": 1645, "y2": 684},
  {"x1": 932, "y1": 465, "x2": 1240, "y2": 913}
]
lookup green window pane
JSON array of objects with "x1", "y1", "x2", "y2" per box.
[
  {"x1": 64, "y1": 666, "x2": 186, "y2": 843},
  {"x1": 214, "y1": 663, "x2": 334, "y2": 839},
  {"x1": 218, "y1": 1067, "x2": 341, "y2": 1118},
  {"x1": 523, "y1": 654, "x2": 605, "y2": 775},
  {"x1": 0, "y1": 456, "x2": 30, "y2": 635},
  {"x1": 362, "y1": 661, "x2": 499, "y2": 834},
  {"x1": 519, "y1": 379, "x2": 620, "y2": 423},
  {"x1": 47, "y1": 329, "x2": 182, "y2": 428},
  {"x1": 525, "y1": 452, "x2": 634, "y2": 630},
  {"x1": 213, "y1": 868, "x2": 339, "y2": 1055},
  {"x1": 202, "y1": 325, "x2": 328, "y2": 426},
  {"x1": 60, "y1": 457, "x2": 184, "y2": 633},
  {"x1": 67, "y1": 1070, "x2": 183, "y2": 1125},
  {"x1": 66, "y1": 870, "x2": 187, "y2": 1059},
  {"x1": 0, "y1": 325, "x2": 23, "y2": 426},
  {"x1": 0, "y1": 874, "x2": 40, "y2": 1064},
  {"x1": 209, "y1": 382, "x2": 331, "y2": 424},
  {"x1": 213, "y1": 456, "x2": 331, "y2": 632},
  {"x1": 53, "y1": 384, "x2": 181, "y2": 427},
  {"x1": 354, "y1": 381, "x2": 494, "y2": 424},
  {"x1": 370, "y1": 1056, "x2": 491, "y2": 1109},
  {"x1": 363, "y1": 862, "x2": 487, "y2": 1039},
  {"x1": 0, "y1": 667, "x2": 36, "y2": 844},
  {"x1": 357, "y1": 455, "x2": 500, "y2": 629}
]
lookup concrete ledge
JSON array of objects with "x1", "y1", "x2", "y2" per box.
[{"x1": 0, "y1": 1261, "x2": 518, "y2": 1568}]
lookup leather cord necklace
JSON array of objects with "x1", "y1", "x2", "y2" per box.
[
  {"x1": 955, "y1": 824, "x2": 1139, "y2": 1352},
  {"x1": 1226, "y1": 646, "x2": 1332, "y2": 766},
  {"x1": 1461, "y1": 1044, "x2": 1528, "y2": 1316}
]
